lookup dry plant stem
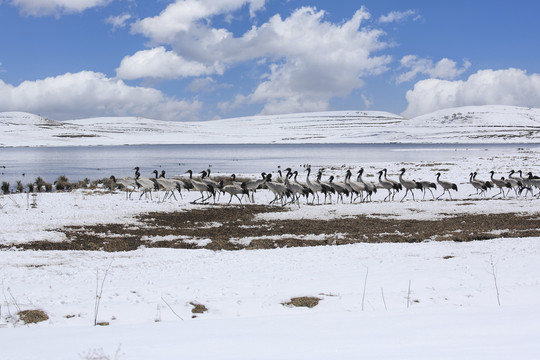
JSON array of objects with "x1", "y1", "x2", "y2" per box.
[
  {"x1": 381, "y1": 288, "x2": 388, "y2": 311},
  {"x1": 490, "y1": 256, "x2": 502, "y2": 306},
  {"x1": 161, "y1": 297, "x2": 184, "y2": 321},
  {"x1": 94, "y1": 261, "x2": 113, "y2": 326},
  {"x1": 1, "y1": 279, "x2": 12, "y2": 319},
  {"x1": 8, "y1": 288, "x2": 21, "y2": 313},
  {"x1": 361, "y1": 267, "x2": 368, "y2": 312}
]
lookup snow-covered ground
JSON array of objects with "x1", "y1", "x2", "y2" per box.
[
  {"x1": 1, "y1": 106, "x2": 540, "y2": 358},
  {"x1": 1, "y1": 141, "x2": 540, "y2": 359},
  {"x1": 2, "y1": 105, "x2": 540, "y2": 146}
]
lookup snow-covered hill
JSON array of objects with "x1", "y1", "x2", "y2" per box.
[{"x1": 1, "y1": 105, "x2": 540, "y2": 147}]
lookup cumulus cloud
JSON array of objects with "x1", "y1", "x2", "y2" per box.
[
  {"x1": 10, "y1": 0, "x2": 110, "y2": 16},
  {"x1": 0, "y1": 71, "x2": 201, "y2": 121},
  {"x1": 241, "y1": 7, "x2": 390, "y2": 114},
  {"x1": 379, "y1": 10, "x2": 420, "y2": 23},
  {"x1": 116, "y1": 47, "x2": 219, "y2": 80},
  {"x1": 106, "y1": 13, "x2": 132, "y2": 31},
  {"x1": 127, "y1": 5, "x2": 391, "y2": 115},
  {"x1": 131, "y1": 0, "x2": 268, "y2": 43},
  {"x1": 397, "y1": 55, "x2": 471, "y2": 84},
  {"x1": 402, "y1": 68, "x2": 540, "y2": 118}
]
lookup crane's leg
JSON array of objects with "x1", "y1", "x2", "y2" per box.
[{"x1": 400, "y1": 189, "x2": 409, "y2": 202}]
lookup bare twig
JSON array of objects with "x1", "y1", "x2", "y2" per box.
[
  {"x1": 361, "y1": 267, "x2": 369, "y2": 311},
  {"x1": 1, "y1": 279, "x2": 12, "y2": 319},
  {"x1": 490, "y1": 256, "x2": 501, "y2": 306},
  {"x1": 94, "y1": 261, "x2": 113, "y2": 326},
  {"x1": 8, "y1": 288, "x2": 21, "y2": 313},
  {"x1": 161, "y1": 297, "x2": 184, "y2": 321},
  {"x1": 381, "y1": 287, "x2": 387, "y2": 311}
]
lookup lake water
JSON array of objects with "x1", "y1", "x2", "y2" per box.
[{"x1": 0, "y1": 143, "x2": 536, "y2": 185}]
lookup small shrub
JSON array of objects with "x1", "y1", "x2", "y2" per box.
[
  {"x1": 27, "y1": 183, "x2": 34, "y2": 193},
  {"x1": 1, "y1": 181, "x2": 9, "y2": 194},
  {"x1": 44, "y1": 182, "x2": 53, "y2": 192},
  {"x1": 34, "y1": 177, "x2": 46, "y2": 192},
  {"x1": 54, "y1": 175, "x2": 72, "y2": 191},
  {"x1": 16, "y1": 180, "x2": 24, "y2": 193},
  {"x1": 18, "y1": 309, "x2": 49, "y2": 324},
  {"x1": 76, "y1": 178, "x2": 90, "y2": 189},
  {"x1": 101, "y1": 177, "x2": 115, "y2": 190}
]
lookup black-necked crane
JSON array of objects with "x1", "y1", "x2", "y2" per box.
[
  {"x1": 357, "y1": 168, "x2": 377, "y2": 202},
  {"x1": 186, "y1": 169, "x2": 215, "y2": 204},
  {"x1": 489, "y1": 171, "x2": 511, "y2": 198},
  {"x1": 383, "y1": 168, "x2": 402, "y2": 200},
  {"x1": 377, "y1": 170, "x2": 395, "y2": 201},
  {"x1": 507, "y1": 170, "x2": 524, "y2": 196},
  {"x1": 316, "y1": 170, "x2": 335, "y2": 204},
  {"x1": 201, "y1": 170, "x2": 223, "y2": 201},
  {"x1": 222, "y1": 182, "x2": 249, "y2": 205},
  {"x1": 416, "y1": 179, "x2": 437, "y2": 200},
  {"x1": 134, "y1": 168, "x2": 156, "y2": 200},
  {"x1": 398, "y1": 168, "x2": 419, "y2": 202},
  {"x1": 109, "y1": 175, "x2": 137, "y2": 199},
  {"x1": 468, "y1": 172, "x2": 487, "y2": 197},
  {"x1": 293, "y1": 171, "x2": 312, "y2": 200},
  {"x1": 345, "y1": 169, "x2": 365, "y2": 202},
  {"x1": 473, "y1": 172, "x2": 493, "y2": 192},
  {"x1": 201, "y1": 170, "x2": 222, "y2": 190},
  {"x1": 243, "y1": 173, "x2": 267, "y2": 203},
  {"x1": 515, "y1": 170, "x2": 534, "y2": 196},
  {"x1": 435, "y1": 172, "x2": 458, "y2": 200},
  {"x1": 526, "y1": 172, "x2": 540, "y2": 197},
  {"x1": 283, "y1": 170, "x2": 306, "y2": 206},
  {"x1": 265, "y1": 173, "x2": 291, "y2": 206},
  {"x1": 305, "y1": 166, "x2": 322, "y2": 204},
  {"x1": 327, "y1": 175, "x2": 349, "y2": 204},
  {"x1": 152, "y1": 170, "x2": 182, "y2": 201}
]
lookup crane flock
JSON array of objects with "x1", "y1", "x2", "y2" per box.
[{"x1": 108, "y1": 167, "x2": 540, "y2": 206}]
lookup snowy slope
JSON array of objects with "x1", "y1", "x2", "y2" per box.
[{"x1": 1, "y1": 106, "x2": 540, "y2": 147}]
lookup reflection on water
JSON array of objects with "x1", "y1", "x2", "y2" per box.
[{"x1": 0, "y1": 143, "x2": 536, "y2": 184}]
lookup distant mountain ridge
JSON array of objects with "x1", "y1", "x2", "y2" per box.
[{"x1": 1, "y1": 105, "x2": 540, "y2": 147}]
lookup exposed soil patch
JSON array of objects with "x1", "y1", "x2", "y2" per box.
[{"x1": 7, "y1": 205, "x2": 540, "y2": 252}]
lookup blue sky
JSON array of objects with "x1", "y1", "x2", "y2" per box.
[{"x1": 1, "y1": 0, "x2": 539, "y2": 121}]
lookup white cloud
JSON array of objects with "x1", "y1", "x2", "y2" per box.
[
  {"x1": 128, "y1": 4, "x2": 392, "y2": 115},
  {"x1": 0, "y1": 71, "x2": 201, "y2": 121},
  {"x1": 361, "y1": 93, "x2": 373, "y2": 109},
  {"x1": 397, "y1": 55, "x2": 471, "y2": 84},
  {"x1": 240, "y1": 7, "x2": 391, "y2": 114},
  {"x1": 106, "y1": 13, "x2": 132, "y2": 31},
  {"x1": 402, "y1": 68, "x2": 540, "y2": 118},
  {"x1": 379, "y1": 10, "x2": 419, "y2": 23},
  {"x1": 10, "y1": 0, "x2": 111, "y2": 16},
  {"x1": 130, "y1": 0, "x2": 267, "y2": 43},
  {"x1": 116, "y1": 47, "x2": 219, "y2": 80}
]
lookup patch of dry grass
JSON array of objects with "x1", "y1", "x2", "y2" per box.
[
  {"x1": 17, "y1": 309, "x2": 49, "y2": 324},
  {"x1": 282, "y1": 296, "x2": 321, "y2": 308},
  {"x1": 190, "y1": 302, "x2": 208, "y2": 315},
  {"x1": 7, "y1": 206, "x2": 540, "y2": 252}
]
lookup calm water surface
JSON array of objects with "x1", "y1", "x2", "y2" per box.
[{"x1": 0, "y1": 143, "x2": 536, "y2": 184}]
